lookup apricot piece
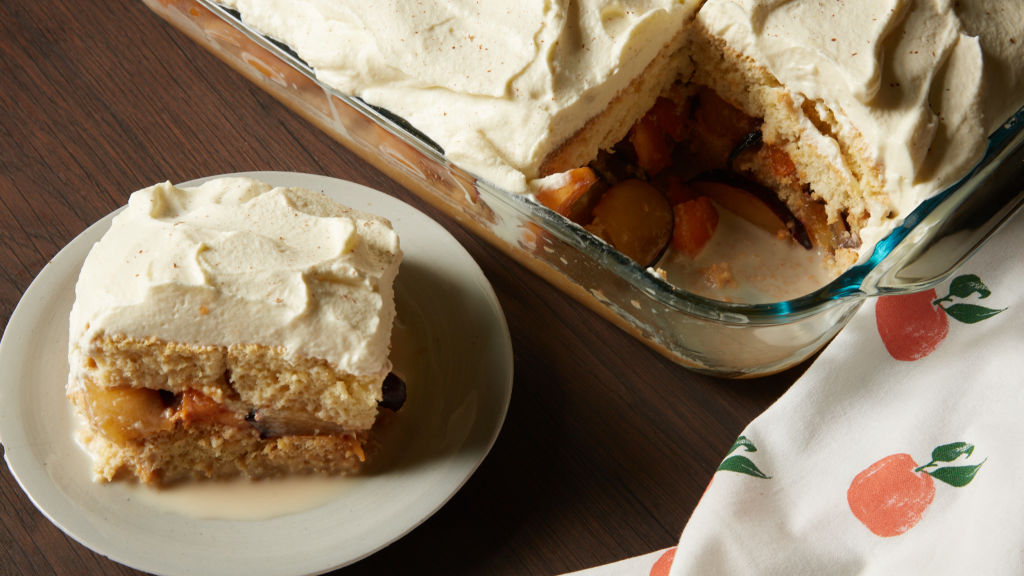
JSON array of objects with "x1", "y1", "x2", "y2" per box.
[
  {"x1": 629, "y1": 112, "x2": 673, "y2": 176},
  {"x1": 82, "y1": 383, "x2": 174, "y2": 444},
  {"x1": 672, "y1": 196, "x2": 719, "y2": 258},
  {"x1": 648, "y1": 96, "x2": 689, "y2": 142},
  {"x1": 586, "y1": 178, "x2": 674, "y2": 266},
  {"x1": 791, "y1": 197, "x2": 830, "y2": 250},
  {"x1": 180, "y1": 389, "x2": 245, "y2": 428},
  {"x1": 693, "y1": 88, "x2": 759, "y2": 142},
  {"x1": 764, "y1": 144, "x2": 798, "y2": 182},
  {"x1": 663, "y1": 174, "x2": 699, "y2": 206},
  {"x1": 534, "y1": 167, "x2": 605, "y2": 225},
  {"x1": 692, "y1": 88, "x2": 761, "y2": 169}
]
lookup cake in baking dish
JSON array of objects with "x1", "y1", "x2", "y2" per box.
[
  {"x1": 219, "y1": 0, "x2": 1024, "y2": 272},
  {"x1": 67, "y1": 176, "x2": 402, "y2": 484},
  {"x1": 219, "y1": 0, "x2": 700, "y2": 192},
  {"x1": 663, "y1": 0, "x2": 1024, "y2": 269}
]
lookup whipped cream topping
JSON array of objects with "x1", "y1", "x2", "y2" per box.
[
  {"x1": 696, "y1": 0, "x2": 1024, "y2": 251},
  {"x1": 69, "y1": 177, "x2": 401, "y2": 375},
  {"x1": 217, "y1": 0, "x2": 1022, "y2": 265},
  {"x1": 220, "y1": 0, "x2": 699, "y2": 192}
]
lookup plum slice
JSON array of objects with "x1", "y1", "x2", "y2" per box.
[
  {"x1": 245, "y1": 408, "x2": 350, "y2": 439},
  {"x1": 379, "y1": 372, "x2": 407, "y2": 412},
  {"x1": 585, "y1": 178, "x2": 674, "y2": 267},
  {"x1": 689, "y1": 171, "x2": 811, "y2": 249}
]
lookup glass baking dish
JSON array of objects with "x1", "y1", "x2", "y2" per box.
[{"x1": 143, "y1": 0, "x2": 1024, "y2": 377}]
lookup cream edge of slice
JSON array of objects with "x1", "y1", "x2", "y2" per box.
[{"x1": 68, "y1": 176, "x2": 402, "y2": 383}]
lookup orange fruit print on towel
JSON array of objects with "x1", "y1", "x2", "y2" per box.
[
  {"x1": 847, "y1": 442, "x2": 985, "y2": 537},
  {"x1": 649, "y1": 548, "x2": 675, "y2": 576},
  {"x1": 875, "y1": 274, "x2": 1005, "y2": 361}
]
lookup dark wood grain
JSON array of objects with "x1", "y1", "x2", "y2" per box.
[{"x1": 0, "y1": 1, "x2": 806, "y2": 574}]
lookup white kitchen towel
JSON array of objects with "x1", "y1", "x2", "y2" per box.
[{"x1": 567, "y1": 209, "x2": 1024, "y2": 575}]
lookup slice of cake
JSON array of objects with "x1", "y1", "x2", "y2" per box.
[
  {"x1": 67, "y1": 176, "x2": 402, "y2": 484},
  {"x1": 536, "y1": 0, "x2": 1024, "y2": 273}
]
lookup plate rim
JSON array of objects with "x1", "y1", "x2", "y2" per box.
[{"x1": 0, "y1": 171, "x2": 514, "y2": 575}]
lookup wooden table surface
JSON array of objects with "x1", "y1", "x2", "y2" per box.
[{"x1": 0, "y1": 1, "x2": 808, "y2": 573}]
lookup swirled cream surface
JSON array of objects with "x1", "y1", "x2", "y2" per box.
[
  {"x1": 220, "y1": 0, "x2": 698, "y2": 192},
  {"x1": 696, "y1": 0, "x2": 1024, "y2": 251},
  {"x1": 69, "y1": 177, "x2": 401, "y2": 375}
]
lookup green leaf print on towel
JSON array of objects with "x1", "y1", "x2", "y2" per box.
[
  {"x1": 716, "y1": 435, "x2": 770, "y2": 479},
  {"x1": 934, "y1": 274, "x2": 1007, "y2": 324}
]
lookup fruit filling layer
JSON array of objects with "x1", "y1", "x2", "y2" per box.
[
  {"x1": 73, "y1": 376, "x2": 406, "y2": 448},
  {"x1": 535, "y1": 85, "x2": 857, "y2": 302}
]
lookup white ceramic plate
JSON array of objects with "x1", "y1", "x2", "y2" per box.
[{"x1": 0, "y1": 172, "x2": 513, "y2": 576}]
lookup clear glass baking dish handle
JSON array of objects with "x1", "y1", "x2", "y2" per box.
[{"x1": 833, "y1": 105, "x2": 1024, "y2": 299}]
